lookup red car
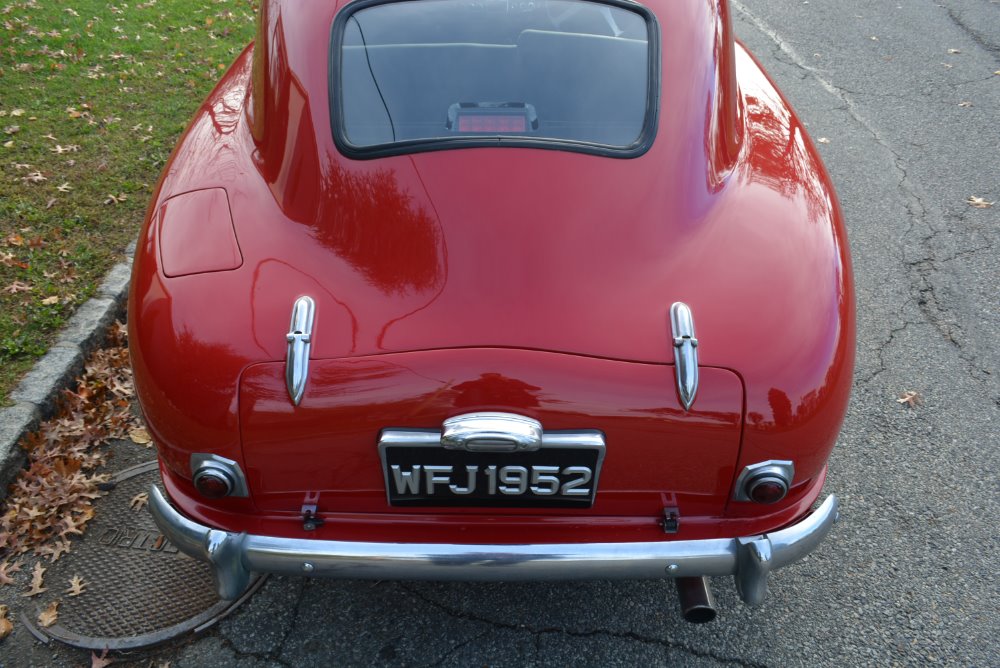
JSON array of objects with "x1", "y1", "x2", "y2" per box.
[{"x1": 132, "y1": 0, "x2": 853, "y2": 623}]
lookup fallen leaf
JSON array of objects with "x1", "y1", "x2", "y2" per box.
[
  {"x1": 817, "y1": 137, "x2": 831, "y2": 144},
  {"x1": 22, "y1": 562, "x2": 46, "y2": 597},
  {"x1": 10, "y1": 108, "x2": 24, "y2": 116},
  {"x1": 57, "y1": 182, "x2": 72, "y2": 193},
  {"x1": 0, "y1": 605, "x2": 12, "y2": 640},
  {"x1": 104, "y1": 193, "x2": 127, "y2": 205},
  {"x1": 46, "y1": 198, "x2": 57, "y2": 209},
  {"x1": 128, "y1": 427, "x2": 152, "y2": 444},
  {"x1": 3, "y1": 125, "x2": 19, "y2": 135},
  {"x1": 3, "y1": 281, "x2": 32, "y2": 294},
  {"x1": 65, "y1": 575, "x2": 86, "y2": 596},
  {"x1": 0, "y1": 561, "x2": 22, "y2": 585},
  {"x1": 129, "y1": 492, "x2": 149, "y2": 511},
  {"x1": 958, "y1": 101, "x2": 972, "y2": 108},
  {"x1": 966, "y1": 196, "x2": 993, "y2": 209},
  {"x1": 897, "y1": 390, "x2": 921, "y2": 408},
  {"x1": 2, "y1": 140, "x2": 13, "y2": 148},
  {"x1": 92, "y1": 648, "x2": 115, "y2": 668},
  {"x1": 38, "y1": 600, "x2": 60, "y2": 627},
  {"x1": 22, "y1": 171, "x2": 47, "y2": 184},
  {"x1": 49, "y1": 539, "x2": 72, "y2": 562},
  {"x1": 41, "y1": 295, "x2": 60, "y2": 305},
  {"x1": 947, "y1": 48, "x2": 961, "y2": 54}
]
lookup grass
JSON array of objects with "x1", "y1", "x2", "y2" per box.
[{"x1": 0, "y1": 0, "x2": 257, "y2": 404}]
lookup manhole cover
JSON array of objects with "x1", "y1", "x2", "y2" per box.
[{"x1": 23, "y1": 461, "x2": 264, "y2": 650}]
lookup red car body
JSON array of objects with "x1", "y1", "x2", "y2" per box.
[{"x1": 132, "y1": 0, "x2": 853, "y2": 620}]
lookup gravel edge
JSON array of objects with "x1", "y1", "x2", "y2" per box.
[{"x1": 0, "y1": 243, "x2": 135, "y2": 499}]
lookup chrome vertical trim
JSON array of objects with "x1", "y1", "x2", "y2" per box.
[
  {"x1": 670, "y1": 302, "x2": 699, "y2": 410},
  {"x1": 285, "y1": 296, "x2": 316, "y2": 406}
]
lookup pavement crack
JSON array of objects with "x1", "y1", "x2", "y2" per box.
[
  {"x1": 398, "y1": 584, "x2": 765, "y2": 667},
  {"x1": 940, "y1": 4, "x2": 1000, "y2": 59},
  {"x1": 417, "y1": 629, "x2": 492, "y2": 668},
  {"x1": 272, "y1": 580, "x2": 307, "y2": 661},
  {"x1": 216, "y1": 632, "x2": 294, "y2": 668},
  {"x1": 734, "y1": 0, "x2": 998, "y2": 397}
]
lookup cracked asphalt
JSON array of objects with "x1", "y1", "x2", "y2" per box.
[{"x1": 3, "y1": 1, "x2": 998, "y2": 666}]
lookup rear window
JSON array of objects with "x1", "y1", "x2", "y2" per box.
[{"x1": 331, "y1": 0, "x2": 658, "y2": 158}]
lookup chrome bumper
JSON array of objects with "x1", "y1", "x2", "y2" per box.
[{"x1": 149, "y1": 486, "x2": 838, "y2": 606}]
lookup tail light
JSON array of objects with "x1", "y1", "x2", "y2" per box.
[
  {"x1": 190, "y1": 453, "x2": 250, "y2": 499},
  {"x1": 746, "y1": 474, "x2": 789, "y2": 504},
  {"x1": 193, "y1": 469, "x2": 234, "y2": 498},
  {"x1": 733, "y1": 460, "x2": 794, "y2": 504}
]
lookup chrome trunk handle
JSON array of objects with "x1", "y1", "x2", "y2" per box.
[{"x1": 441, "y1": 412, "x2": 544, "y2": 452}]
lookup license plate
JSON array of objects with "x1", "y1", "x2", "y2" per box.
[{"x1": 379, "y1": 438, "x2": 604, "y2": 508}]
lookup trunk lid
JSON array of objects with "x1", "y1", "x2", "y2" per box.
[{"x1": 239, "y1": 348, "x2": 743, "y2": 517}]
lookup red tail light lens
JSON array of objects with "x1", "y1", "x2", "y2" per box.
[
  {"x1": 747, "y1": 476, "x2": 789, "y2": 504},
  {"x1": 193, "y1": 470, "x2": 233, "y2": 499}
]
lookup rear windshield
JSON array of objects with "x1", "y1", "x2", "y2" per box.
[{"x1": 332, "y1": 0, "x2": 658, "y2": 158}]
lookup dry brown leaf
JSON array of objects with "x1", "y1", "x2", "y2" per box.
[
  {"x1": 49, "y1": 539, "x2": 72, "y2": 561},
  {"x1": 0, "y1": 323, "x2": 135, "y2": 558},
  {"x1": 22, "y1": 562, "x2": 46, "y2": 597},
  {"x1": 129, "y1": 492, "x2": 149, "y2": 512},
  {"x1": 38, "y1": 600, "x2": 60, "y2": 627},
  {"x1": 3, "y1": 281, "x2": 32, "y2": 294},
  {"x1": 128, "y1": 427, "x2": 152, "y2": 445},
  {"x1": 897, "y1": 391, "x2": 921, "y2": 408},
  {"x1": 0, "y1": 561, "x2": 21, "y2": 586},
  {"x1": 92, "y1": 648, "x2": 115, "y2": 668},
  {"x1": 41, "y1": 295, "x2": 59, "y2": 305},
  {"x1": 65, "y1": 574, "x2": 86, "y2": 596},
  {"x1": 966, "y1": 196, "x2": 994, "y2": 209},
  {"x1": 0, "y1": 605, "x2": 12, "y2": 640}
]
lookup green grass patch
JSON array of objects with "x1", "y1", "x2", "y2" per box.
[{"x1": 0, "y1": 0, "x2": 257, "y2": 405}]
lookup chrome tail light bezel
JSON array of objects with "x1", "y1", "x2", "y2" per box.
[
  {"x1": 190, "y1": 453, "x2": 250, "y2": 498},
  {"x1": 732, "y1": 459, "x2": 794, "y2": 504}
]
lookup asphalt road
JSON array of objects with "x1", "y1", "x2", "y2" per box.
[{"x1": 5, "y1": 1, "x2": 998, "y2": 666}]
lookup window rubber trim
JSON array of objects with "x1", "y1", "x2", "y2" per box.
[{"x1": 329, "y1": 0, "x2": 661, "y2": 160}]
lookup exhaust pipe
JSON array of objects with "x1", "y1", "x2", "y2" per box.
[{"x1": 675, "y1": 577, "x2": 717, "y2": 624}]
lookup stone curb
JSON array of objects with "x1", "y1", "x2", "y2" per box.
[{"x1": 0, "y1": 243, "x2": 135, "y2": 499}]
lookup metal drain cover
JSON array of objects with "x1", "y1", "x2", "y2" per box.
[{"x1": 23, "y1": 461, "x2": 263, "y2": 650}]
